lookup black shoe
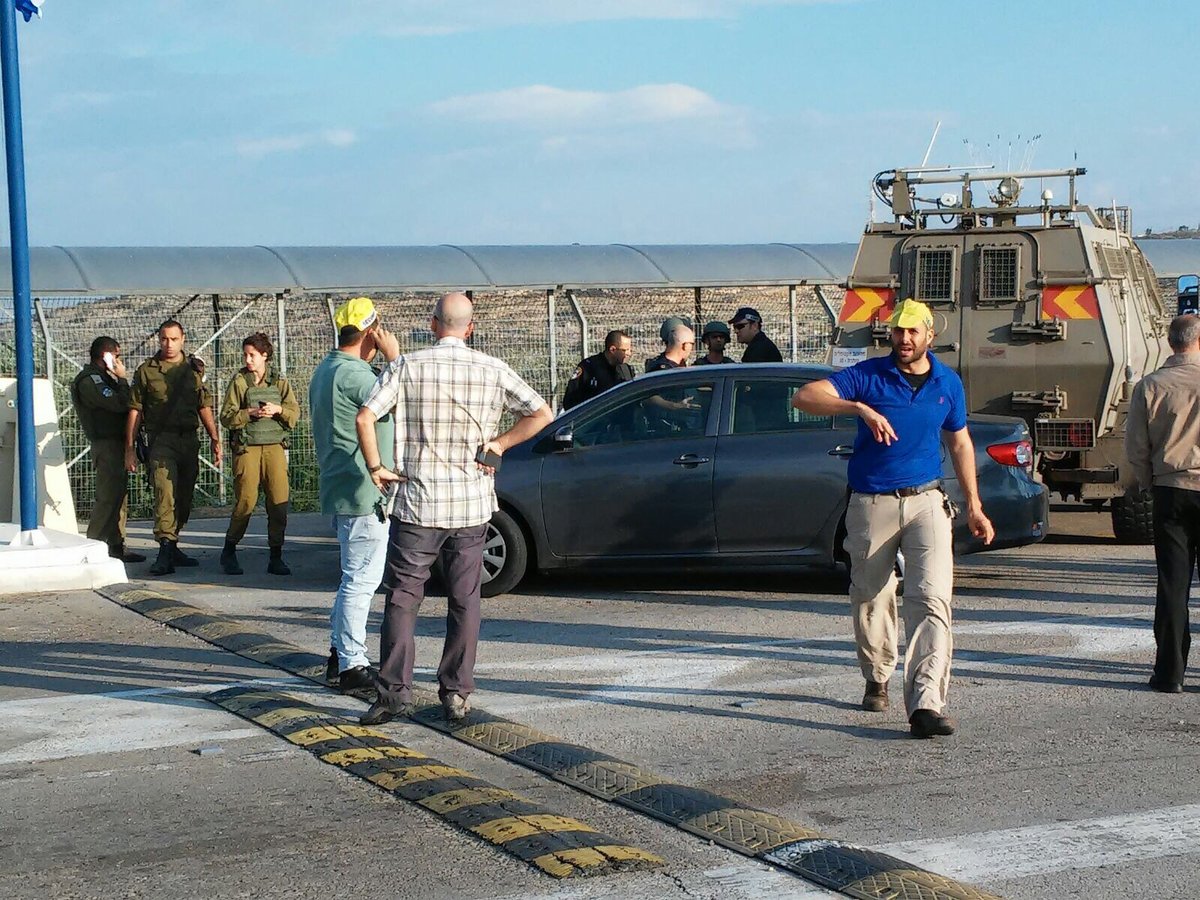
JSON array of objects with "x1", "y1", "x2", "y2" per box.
[
  {"x1": 110, "y1": 544, "x2": 146, "y2": 564},
  {"x1": 360, "y1": 697, "x2": 412, "y2": 726},
  {"x1": 862, "y1": 680, "x2": 889, "y2": 712},
  {"x1": 148, "y1": 543, "x2": 175, "y2": 576},
  {"x1": 220, "y1": 548, "x2": 243, "y2": 575},
  {"x1": 170, "y1": 544, "x2": 199, "y2": 567},
  {"x1": 1148, "y1": 676, "x2": 1184, "y2": 694},
  {"x1": 339, "y1": 666, "x2": 377, "y2": 692},
  {"x1": 325, "y1": 647, "x2": 339, "y2": 684},
  {"x1": 909, "y1": 709, "x2": 956, "y2": 739},
  {"x1": 267, "y1": 556, "x2": 291, "y2": 576}
]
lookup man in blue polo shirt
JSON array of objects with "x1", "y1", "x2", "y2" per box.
[{"x1": 792, "y1": 299, "x2": 994, "y2": 738}]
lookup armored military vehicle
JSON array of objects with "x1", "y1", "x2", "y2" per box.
[{"x1": 833, "y1": 165, "x2": 1171, "y2": 542}]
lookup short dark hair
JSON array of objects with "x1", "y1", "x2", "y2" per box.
[
  {"x1": 89, "y1": 336, "x2": 119, "y2": 363},
  {"x1": 338, "y1": 323, "x2": 372, "y2": 347},
  {"x1": 242, "y1": 332, "x2": 273, "y2": 359},
  {"x1": 604, "y1": 329, "x2": 630, "y2": 350},
  {"x1": 158, "y1": 318, "x2": 184, "y2": 336}
]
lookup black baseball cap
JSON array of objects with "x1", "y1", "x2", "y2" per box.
[{"x1": 728, "y1": 306, "x2": 762, "y2": 325}]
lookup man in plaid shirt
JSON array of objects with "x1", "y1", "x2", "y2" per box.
[{"x1": 355, "y1": 292, "x2": 552, "y2": 725}]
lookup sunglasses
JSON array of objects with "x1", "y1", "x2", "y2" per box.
[{"x1": 732, "y1": 321, "x2": 753, "y2": 330}]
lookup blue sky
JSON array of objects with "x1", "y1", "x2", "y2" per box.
[{"x1": 2, "y1": 0, "x2": 1196, "y2": 246}]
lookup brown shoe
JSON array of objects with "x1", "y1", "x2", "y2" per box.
[
  {"x1": 909, "y1": 708, "x2": 956, "y2": 738},
  {"x1": 862, "y1": 680, "x2": 889, "y2": 712}
]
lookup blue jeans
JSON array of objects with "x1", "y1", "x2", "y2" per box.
[{"x1": 330, "y1": 513, "x2": 389, "y2": 672}]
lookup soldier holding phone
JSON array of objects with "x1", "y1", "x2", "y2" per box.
[{"x1": 70, "y1": 337, "x2": 145, "y2": 563}]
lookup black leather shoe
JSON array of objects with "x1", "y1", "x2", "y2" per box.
[
  {"x1": 325, "y1": 647, "x2": 339, "y2": 684},
  {"x1": 909, "y1": 709, "x2": 956, "y2": 738},
  {"x1": 171, "y1": 544, "x2": 199, "y2": 567},
  {"x1": 267, "y1": 556, "x2": 291, "y2": 576},
  {"x1": 339, "y1": 666, "x2": 377, "y2": 692},
  {"x1": 1148, "y1": 676, "x2": 1183, "y2": 694},
  {"x1": 220, "y1": 548, "x2": 243, "y2": 575},
  {"x1": 148, "y1": 542, "x2": 175, "y2": 576},
  {"x1": 360, "y1": 697, "x2": 411, "y2": 726},
  {"x1": 862, "y1": 680, "x2": 889, "y2": 712}
]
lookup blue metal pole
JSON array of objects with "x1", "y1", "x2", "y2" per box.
[{"x1": 0, "y1": 0, "x2": 37, "y2": 532}]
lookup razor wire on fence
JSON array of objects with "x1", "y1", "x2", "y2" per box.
[{"x1": 0, "y1": 285, "x2": 841, "y2": 524}]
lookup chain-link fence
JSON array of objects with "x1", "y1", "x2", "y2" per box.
[{"x1": 0, "y1": 285, "x2": 841, "y2": 523}]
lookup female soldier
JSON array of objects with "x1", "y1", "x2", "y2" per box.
[{"x1": 219, "y1": 332, "x2": 300, "y2": 575}]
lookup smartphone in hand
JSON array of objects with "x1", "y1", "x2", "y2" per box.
[
  {"x1": 475, "y1": 446, "x2": 502, "y2": 470},
  {"x1": 102, "y1": 351, "x2": 116, "y2": 371}
]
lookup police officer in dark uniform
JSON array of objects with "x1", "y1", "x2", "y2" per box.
[
  {"x1": 645, "y1": 321, "x2": 694, "y2": 372},
  {"x1": 562, "y1": 329, "x2": 634, "y2": 410},
  {"x1": 125, "y1": 319, "x2": 222, "y2": 576},
  {"x1": 694, "y1": 321, "x2": 734, "y2": 365},
  {"x1": 70, "y1": 337, "x2": 145, "y2": 563},
  {"x1": 644, "y1": 316, "x2": 689, "y2": 372},
  {"x1": 730, "y1": 306, "x2": 783, "y2": 363}
]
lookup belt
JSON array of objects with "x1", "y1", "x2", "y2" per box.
[{"x1": 856, "y1": 479, "x2": 943, "y2": 498}]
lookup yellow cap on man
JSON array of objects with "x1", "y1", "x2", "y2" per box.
[
  {"x1": 887, "y1": 298, "x2": 934, "y2": 330},
  {"x1": 334, "y1": 296, "x2": 379, "y2": 332}
]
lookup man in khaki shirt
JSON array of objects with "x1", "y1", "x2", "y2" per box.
[{"x1": 1125, "y1": 314, "x2": 1200, "y2": 693}]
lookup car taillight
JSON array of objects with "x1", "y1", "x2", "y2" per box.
[{"x1": 987, "y1": 440, "x2": 1033, "y2": 469}]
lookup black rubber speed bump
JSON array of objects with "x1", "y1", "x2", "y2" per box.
[
  {"x1": 208, "y1": 686, "x2": 663, "y2": 879},
  {"x1": 100, "y1": 585, "x2": 1001, "y2": 899}
]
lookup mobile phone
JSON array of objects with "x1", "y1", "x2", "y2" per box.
[
  {"x1": 475, "y1": 447, "x2": 502, "y2": 470},
  {"x1": 102, "y1": 351, "x2": 115, "y2": 371},
  {"x1": 258, "y1": 401, "x2": 267, "y2": 409}
]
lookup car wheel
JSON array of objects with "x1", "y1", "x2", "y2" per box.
[
  {"x1": 480, "y1": 509, "x2": 528, "y2": 598},
  {"x1": 1111, "y1": 489, "x2": 1154, "y2": 544}
]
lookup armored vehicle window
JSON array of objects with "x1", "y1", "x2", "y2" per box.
[
  {"x1": 979, "y1": 246, "x2": 1020, "y2": 303},
  {"x1": 915, "y1": 247, "x2": 955, "y2": 304}
]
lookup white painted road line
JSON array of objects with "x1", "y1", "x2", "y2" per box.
[
  {"x1": 877, "y1": 803, "x2": 1200, "y2": 883},
  {"x1": 0, "y1": 678, "x2": 305, "y2": 765}
]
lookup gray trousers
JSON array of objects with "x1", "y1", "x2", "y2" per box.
[
  {"x1": 376, "y1": 519, "x2": 488, "y2": 708},
  {"x1": 843, "y1": 489, "x2": 955, "y2": 716}
]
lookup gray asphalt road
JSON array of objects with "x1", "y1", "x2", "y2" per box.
[{"x1": 2, "y1": 505, "x2": 1197, "y2": 900}]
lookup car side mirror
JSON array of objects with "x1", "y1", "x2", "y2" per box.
[{"x1": 553, "y1": 425, "x2": 574, "y2": 450}]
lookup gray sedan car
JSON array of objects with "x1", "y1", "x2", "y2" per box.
[{"x1": 480, "y1": 363, "x2": 1048, "y2": 596}]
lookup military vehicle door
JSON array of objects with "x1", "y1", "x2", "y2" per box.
[
  {"x1": 896, "y1": 235, "x2": 965, "y2": 373},
  {"x1": 957, "y1": 233, "x2": 1039, "y2": 416}
]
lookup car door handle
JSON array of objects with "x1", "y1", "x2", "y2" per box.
[
  {"x1": 827, "y1": 445, "x2": 855, "y2": 458},
  {"x1": 672, "y1": 453, "x2": 711, "y2": 467}
]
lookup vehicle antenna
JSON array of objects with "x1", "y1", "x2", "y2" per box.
[{"x1": 920, "y1": 120, "x2": 942, "y2": 168}]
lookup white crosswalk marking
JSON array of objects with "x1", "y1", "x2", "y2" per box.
[{"x1": 877, "y1": 804, "x2": 1200, "y2": 882}]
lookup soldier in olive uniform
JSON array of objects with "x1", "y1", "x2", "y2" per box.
[
  {"x1": 70, "y1": 337, "x2": 145, "y2": 563},
  {"x1": 125, "y1": 319, "x2": 223, "y2": 576},
  {"x1": 219, "y1": 332, "x2": 300, "y2": 576}
]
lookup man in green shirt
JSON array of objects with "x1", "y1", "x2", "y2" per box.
[
  {"x1": 71, "y1": 336, "x2": 145, "y2": 563},
  {"x1": 309, "y1": 297, "x2": 400, "y2": 691},
  {"x1": 125, "y1": 319, "x2": 221, "y2": 576}
]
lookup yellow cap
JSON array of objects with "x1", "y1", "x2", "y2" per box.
[
  {"x1": 334, "y1": 296, "x2": 378, "y2": 332},
  {"x1": 887, "y1": 298, "x2": 934, "y2": 329}
]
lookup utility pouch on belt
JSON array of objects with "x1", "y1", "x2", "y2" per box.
[{"x1": 942, "y1": 492, "x2": 959, "y2": 519}]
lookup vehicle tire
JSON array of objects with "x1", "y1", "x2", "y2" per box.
[
  {"x1": 480, "y1": 509, "x2": 528, "y2": 598},
  {"x1": 1111, "y1": 489, "x2": 1154, "y2": 545}
]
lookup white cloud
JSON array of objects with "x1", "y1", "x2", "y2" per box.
[
  {"x1": 236, "y1": 128, "x2": 358, "y2": 159},
  {"x1": 430, "y1": 83, "x2": 725, "y2": 126}
]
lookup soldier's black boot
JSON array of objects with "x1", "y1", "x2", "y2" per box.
[
  {"x1": 149, "y1": 540, "x2": 175, "y2": 576},
  {"x1": 266, "y1": 546, "x2": 291, "y2": 576},
  {"x1": 220, "y1": 541, "x2": 243, "y2": 575},
  {"x1": 110, "y1": 543, "x2": 146, "y2": 564},
  {"x1": 170, "y1": 543, "x2": 199, "y2": 567}
]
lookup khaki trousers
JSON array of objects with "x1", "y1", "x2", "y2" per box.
[
  {"x1": 843, "y1": 489, "x2": 954, "y2": 715},
  {"x1": 225, "y1": 443, "x2": 290, "y2": 548},
  {"x1": 86, "y1": 437, "x2": 129, "y2": 551},
  {"x1": 148, "y1": 431, "x2": 199, "y2": 542}
]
